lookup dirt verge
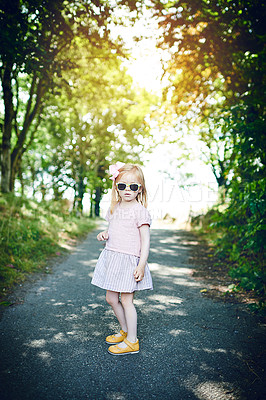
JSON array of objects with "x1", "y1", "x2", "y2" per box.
[{"x1": 188, "y1": 231, "x2": 263, "y2": 308}]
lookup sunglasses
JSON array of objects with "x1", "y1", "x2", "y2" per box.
[{"x1": 117, "y1": 183, "x2": 141, "y2": 192}]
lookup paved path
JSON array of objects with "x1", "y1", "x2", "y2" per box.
[{"x1": 0, "y1": 226, "x2": 265, "y2": 400}]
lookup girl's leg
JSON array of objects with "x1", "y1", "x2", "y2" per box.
[
  {"x1": 120, "y1": 292, "x2": 137, "y2": 344},
  {"x1": 106, "y1": 290, "x2": 127, "y2": 333}
]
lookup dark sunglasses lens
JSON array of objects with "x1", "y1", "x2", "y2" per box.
[
  {"x1": 117, "y1": 183, "x2": 126, "y2": 190},
  {"x1": 130, "y1": 184, "x2": 139, "y2": 191}
]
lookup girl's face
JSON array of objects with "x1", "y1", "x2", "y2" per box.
[{"x1": 116, "y1": 172, "x2": 142, "y2": 203}]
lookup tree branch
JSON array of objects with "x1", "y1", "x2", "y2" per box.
[
  {"x1": 13, "y1": 73, "x2": 20, "y2": 138},
  {"x1": 23, "y1": 72, "x2": 37, "y2": 131}
]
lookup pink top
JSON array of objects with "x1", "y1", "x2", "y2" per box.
[{"x1": 105, "y1": 202, "x2": 151, "y2": 257}]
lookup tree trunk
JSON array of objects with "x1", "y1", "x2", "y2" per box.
[
  {"x1": 53, "y1": 185, "x2": 60, "y2": 201},
  {"x1": 77, "y1": 170, "x2": 85, "y2": 213},
  {"x1": 18, "y1": 164, "x2": 24, "y2": 197},
  {"x1": 90, "y1": 192, "x2": 94, "y2": 218},
  {"x1": 10, "y1": 76, "x2": 45, "y2": 191},
  {"x1": 30, "y1": 166, "x2": 37, "y2": 197},
  {"x1": 1, "y1": 63, "x2": 14, "y2": 193},
  {"x1": 94, "y1": 187, "x2": 102, "y2": 217}
]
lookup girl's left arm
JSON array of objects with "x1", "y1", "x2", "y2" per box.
[{"x1": 134, "y1": 224, "x2": 150, "y2": 282}]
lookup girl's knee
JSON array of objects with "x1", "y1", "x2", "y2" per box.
[
  {"x1": 121, "y1": 293, "x2": 134, "y2": 308},
  {"x1": 106, "y1": 291, "x2": 119, "y2": 306}
]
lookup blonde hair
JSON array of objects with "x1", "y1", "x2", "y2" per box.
[{"x1": 110, "y1": 164, "x2": 148, "y2": 214}]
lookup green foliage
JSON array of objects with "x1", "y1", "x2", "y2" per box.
[
  {"x1": 152, "y1": 0, "x2": 266, "y2": 309},
  {"x1": 213, "y1": 177, "x2": 266, "y2": 297},
  {"x1": 152, "y1": 0, "x2": 266, "y2": 186},
  {"x1": 152, "y1": 0, "x2": 266, "y2": 99},
  {"x1": 0, "y1": 0, "x2": 150, "y2": 193},
  {"x1": 0, "y1": 193, "x2": 95, "y2": 298},
  {"x1": 220, "y1": 178, "x2": 265, "y2": 251},
  {"x1": 228, "y1": 263, "x2": 265, "y2": 294},
  {"x1": 1, "y1": 1, "x2": 158, "y2": 205},
  {"x1": 191, "y1": 177, "x2": 266, "y2": 302},
  {"x1": 17, "y1": 38, "x2": 157, "y2": 213}
]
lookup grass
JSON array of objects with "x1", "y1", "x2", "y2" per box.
[{"x1": 0, "y1": 193, "x2": 96, "y2": 302}]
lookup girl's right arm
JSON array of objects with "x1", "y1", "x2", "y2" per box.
[{"x1": 97, "y1": 230, "x2": 109, "y2": 241}]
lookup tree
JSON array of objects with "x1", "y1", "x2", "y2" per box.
[
  {"x1": 150, "y1": 0, "x2": 265, "y2": 186},
  {"x1": 151, "y1": 0, "x2": 266, "y2": 295},
  {"x1": 0, "y1": 0, "x2": 145, "y2": 192},
  {"x1": 17, "y1": 38, "x2": 156, "y2": 214},
  {"x1": 152, "y1": 0, "x2": 265, "y2": 97}
]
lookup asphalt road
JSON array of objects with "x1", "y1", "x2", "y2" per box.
[{"x1": 0, "y1": 225, "x2": 265, "y2": 400}]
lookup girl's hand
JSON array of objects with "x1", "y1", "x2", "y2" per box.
[
  {"x1": 134, "y1": 265, "x2": 145, "y2": 282},
  {"x1": 97, "y1": 231, "x2": 109, "y2": 241}
]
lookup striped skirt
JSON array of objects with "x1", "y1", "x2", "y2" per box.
[{"x1": 91, "y1": 249, "x2": 153, "y2": 293}]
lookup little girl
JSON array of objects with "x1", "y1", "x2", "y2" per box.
[{"x1": 91, "y1": 162, "x2": 153, "y2": 355}]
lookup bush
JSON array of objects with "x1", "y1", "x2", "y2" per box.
[
  {"x1": 191, "y1": 177, "x2": 266, "y2": 305},
  {"x1": 0, "y1": 194, "x2": 96, "y2": 298}
]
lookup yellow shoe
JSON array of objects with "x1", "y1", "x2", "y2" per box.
[
  {"x1": 108, "y1": 338, "x2": 139, "y2": 355},
  {"x1": 105, "y1": 329, "x2": 127, "y2": 344}
]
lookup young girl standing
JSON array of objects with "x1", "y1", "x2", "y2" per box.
[{"x1": 91, "y1": 162, "x2": 153, "y2": 355}]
